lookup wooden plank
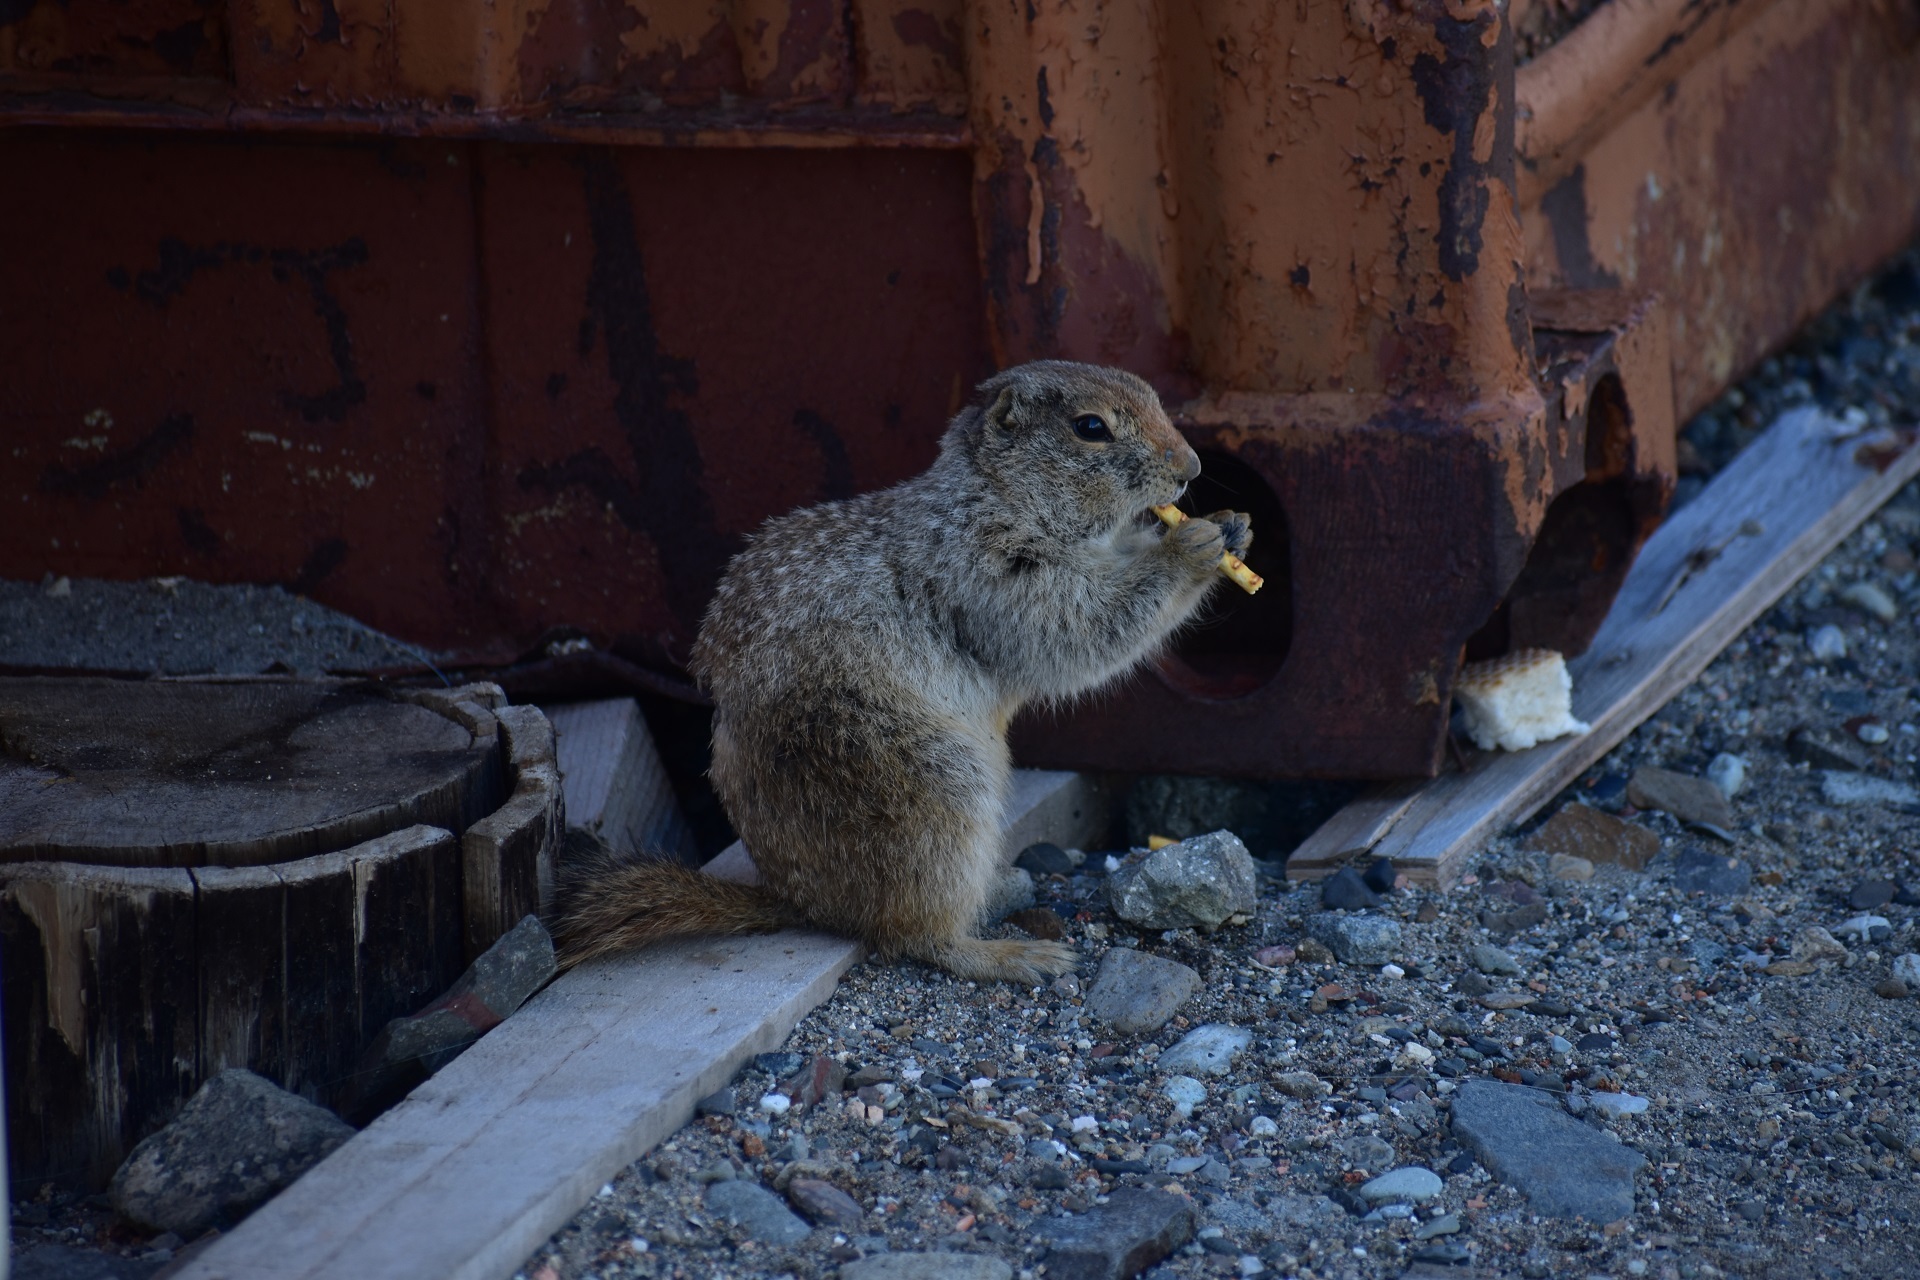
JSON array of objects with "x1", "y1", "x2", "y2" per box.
[
  {"x1": 175, "y1": 767, "x2": 1103, "y2": 1280},
  {"x1": 544, "y1": 698, "x2": 695, "y2": 862},
  {"x1": 1280, "y1": 779, "x2": 1425, "y2": 876},
  {"x1": 1289, "y1": 410, "x2": 1920, "y2": 887}
]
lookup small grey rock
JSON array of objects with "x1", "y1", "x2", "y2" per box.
[
  {"x1": 1787, "y1": 726, "x2": 1878, "y2": 772},
  {"x1": 1627, "y1": 766, "x2": 1734, "y2": 828},
  {"x1": 1304, "y1": 913, "x2": 1402, "y2": 965},
  {"x1": 1154, "y1": 1024, "x2": 1253, "y2": 1077},
  {"x1": 840, "y1": 1255, "x2": 1013, "y2": 1280},
  {"x1": 1339, "y1": 1135, "x2": 1395, "y2": 1170},
  {"x1": 1469, "y1": 944, "x2": 1522, "y2": 976},
  {"x1": 1671, "y1": 848, "x2": 1752, "y2": 898},
  {"x1": 705, "y1": 1179, "x2": 812, "y2": 1244},
  {"x1": 1015, "y1": 842, "x2": 1077, "y2": 876},
  {"x1": 1450, "y1": 1079, "x2": 1646, "y2": 1221},
  {"x1": 980, "y1": 866, "x2": 1037, "y2": 925},
  {"x1": 1085, "y1": 948, "x2": 1202, "y2": 1035},
  {"x1": 1319, "y1": 867, "x2": 1381, "y2": 911},
  {"x1": 694, "y1": 1088, "x2": 737, "y2": 1118},
  {"x1": 1850, "y1": 879, "x2": 1897, "y2": 910},
  {"x1": 786, "y1": 1177, "x2": 864, "y2": 1229},
  {"x1": 1108, "y1": 830, "x2": 1257, "y2": 931},
  {"x1": 108, "y1": 1069, "x2": 354, "y2": 1236},
  {"x1": 1807, "y1": 623, "x2": 1848, "y2": 661},
  {"x1": 1892, "y1": 954, "x2": 1920, "y2": 987},
  {"x1": 1163, "y1": 1075, "x2": 1207, "y2": 1116},
  {"x1": 1357, "y1": 1167, "x2": 1443, "y2": 1203},
  {"x1": 371, "y1": 914, "x2": 558, "y2": 1072},
  {"x1": 1035, "y1": 1186, "x2": 1195, "y2": 1280}
]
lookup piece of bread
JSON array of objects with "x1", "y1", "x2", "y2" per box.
[{"x1": 1453, "y1": 649, "x2": 1590, "y2": 752}]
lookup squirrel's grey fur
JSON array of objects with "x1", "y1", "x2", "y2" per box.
[{"x1": 554, "y1": 360, "x2": 1250, "y2": 983}]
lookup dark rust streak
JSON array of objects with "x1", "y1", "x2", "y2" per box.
[{"x1": 517, "y1": 152, "x2": 727, "y2": 637}]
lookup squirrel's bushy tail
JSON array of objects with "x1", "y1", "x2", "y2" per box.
[{"x1": 551, "y1": 853, "x2": 802, "y2": 969}]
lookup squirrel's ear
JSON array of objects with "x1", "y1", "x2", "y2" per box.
[{"x1": 984, "y1": 383, "x2": 1021, "y2": 430}]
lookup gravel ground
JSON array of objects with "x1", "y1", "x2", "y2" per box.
[
  {"x1": 504, "y1": 253, "x2": 1920, "y2": 1280},
  {"x1": 10, "y1": 258, "x2": 1920, "y2": 1280},
  {"x1": 0, "y1": 575, "x2": 438, "y2": 678}
]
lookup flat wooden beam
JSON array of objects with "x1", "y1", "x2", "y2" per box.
[
  {"x1": 1289, "y1": 410, "x2": 1920, "y2": 888},
  {"x1": 173, "y1": 769, "x2": 1102, "y2": 1280}
]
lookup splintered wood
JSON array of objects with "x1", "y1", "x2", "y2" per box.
[{"x1": 1288, "y1": 409, "x2": 1920, "y2": 887}]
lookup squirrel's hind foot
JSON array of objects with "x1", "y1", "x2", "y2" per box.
[{"x1": 908, "y1": 936, "x2": 1078, "y2": 986}]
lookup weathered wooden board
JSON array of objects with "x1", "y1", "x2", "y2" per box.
[
  {"x1": 1288, "y1": 410, "x2": 1920, "y2": 886},
  {"x1": 0, "y1": 677, "x2": 505, "y2": 867},
  {"x1": 462, "y1": 705, "x2": 563, "y2": 962},
  {"x1": 174, "y1": 769, "x2": 1101, "y2": 1280},
  {"x1": 544, "y1": 698, "x2": 695, "y2": 862},
  {"x1": 0, "y1": 864, "x2": 199, "y2": 1188},
  {"x1": 1, "y1": 826, "x2": 468, "y2": 1188}
]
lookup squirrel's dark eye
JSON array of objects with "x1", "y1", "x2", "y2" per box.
[{"x1": 1071, "y1": 414, "x2": 1114, "y2": 443}]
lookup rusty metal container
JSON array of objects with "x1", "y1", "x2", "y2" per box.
[{"x1": 4, "y1": 0, "x2": 1918, "y2": 778}]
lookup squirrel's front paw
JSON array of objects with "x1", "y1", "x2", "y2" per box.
[
  {"x1": 1204, "y1": 509, "x2": 1253, "y2": 558},
  {"x1": 1166, "y1": 514, "x2": 1228, "y2": 570}
]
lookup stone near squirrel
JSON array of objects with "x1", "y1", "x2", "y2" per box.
[{"x1": 553, "y1": 360, "x2": 1251, "y2": 983}]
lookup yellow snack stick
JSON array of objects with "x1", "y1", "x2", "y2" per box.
[{"x1": 1151, "y1": 505, "x2": 1264, "y2": 594}]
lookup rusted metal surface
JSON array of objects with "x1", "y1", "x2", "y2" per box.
[
  {"x1": 2, "y1": 0, "x2": 1916, "y2": 778},
  {"x1": 1521, "y1": 0, "x2": 1920, "y2": 420},
  {"x1": 0, "y1": 130, "x2": 988, "y2": 665}
]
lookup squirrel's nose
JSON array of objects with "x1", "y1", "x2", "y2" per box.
[{"x1": 1172, "y1": 447, "x2": 1201, "y2": 483}]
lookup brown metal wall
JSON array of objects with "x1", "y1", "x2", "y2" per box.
[
  {"x1": 4, "y1": 0, "x2": 1919, "y2": 777},
  {"x1": 1, "y1": 133, "x2": 990, "y2": 665}
]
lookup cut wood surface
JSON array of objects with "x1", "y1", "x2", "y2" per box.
[
  {"x1": 0, "y1": 677, "x2": 504, "y2": 867},
  {"x1": 545, "y1": 698, "x2": 695, "y2": 862},
  {"x1": 1289, "y1": 410, "x2": 1920, "y2": 887},
  {"x1": 174, "y1": 769, "x2": 1101, "y2": 1280}
]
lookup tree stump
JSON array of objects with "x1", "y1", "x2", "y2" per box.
[{"x1": 0, "y1": 677, "x2": 562, "y2": 1189}]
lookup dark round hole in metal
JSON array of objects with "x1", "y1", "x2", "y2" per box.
[{"x1": 1153, "y1": 449, "x2": 1292, "y2": 701}]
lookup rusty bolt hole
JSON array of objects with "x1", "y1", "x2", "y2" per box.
[{"x1": 1153, "y1": 450, "x2": 1292, "y2": 701}]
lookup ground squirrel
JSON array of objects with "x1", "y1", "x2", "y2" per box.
[{"x1": 554, "y1": 360, "x2": 1251, "y2": 983}]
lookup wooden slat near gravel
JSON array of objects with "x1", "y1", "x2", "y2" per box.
[
  {"x1": 1289, "y1": 408, "x2": 1920, "y2": 888},
  {"x1": 171, "y1": 767, "x2": 1104, "y2": 1280}
]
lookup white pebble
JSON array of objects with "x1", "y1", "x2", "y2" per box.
[
  {"x1": 1808, "y1": 624, "x2": 1848, "y2": 661},
  {"x1": 759, "y1": 1092, "x2": 792, "y2": 1115},
  {"x1": 1707, "y1": 752, "x2": 1747, "y2": 799},
  {"x1": 1250, "y1": 1115, "x2": 1279, "y2": 1136},
  {"x1": 1857, "y1": 721, "x2": 1890, "y2": 744},
  {"x1": 1892, "y1": 954, "x2": 1920, "y2": 987},
  {"x1": 1070, "y1": 1114, "x2": 1099, "y2": 1132},
  {"x1": 1839, "y1": 580, "x2": 1899, "y2": 623},
  {"x1": 1379, "y1": 963, "x2": 1406, "y2": 979}
]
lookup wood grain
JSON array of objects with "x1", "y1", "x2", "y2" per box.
[
  {"x1": 545, "y1": 698, "x2": 695, "y2": 862},
  {"x1": 1289, "y1": 411, "x2": 1920, "y2": 887},
  {"x1": 0, "y1": 678, "x2": 504, "y2": 867},
  {"x1": 174, "y1": 769, "x2": 1106, "y2": 1280}
]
